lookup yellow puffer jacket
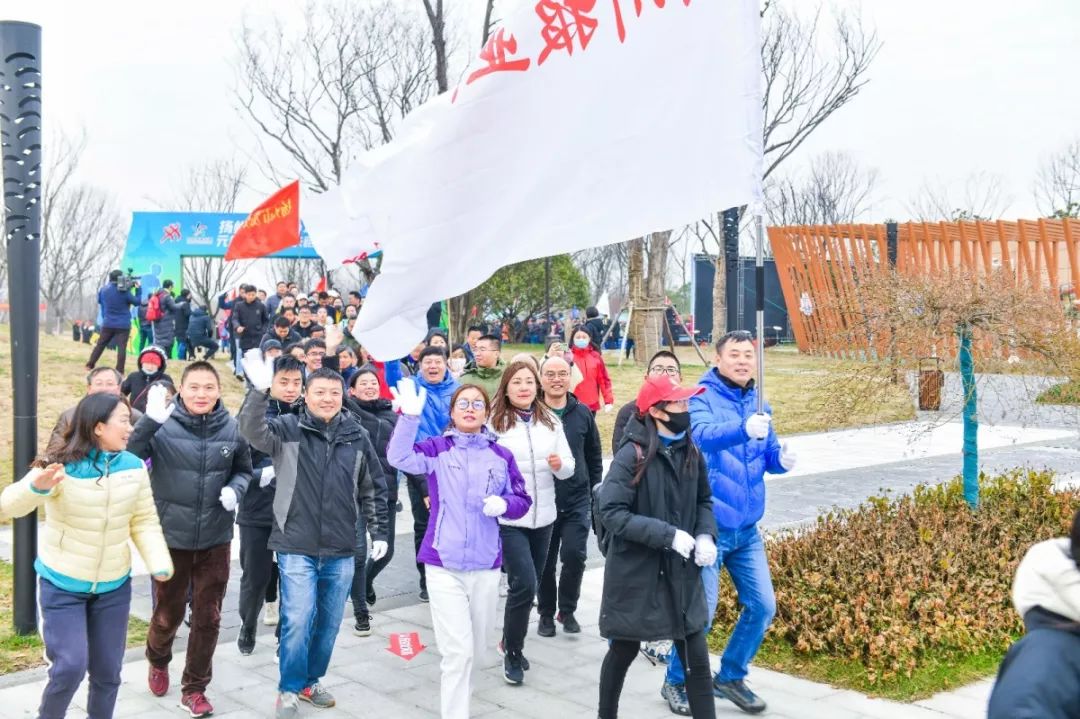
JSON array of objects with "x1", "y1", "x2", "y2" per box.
[{"x1": 0, "y1": 450, "x2": 173, "y2": 590}]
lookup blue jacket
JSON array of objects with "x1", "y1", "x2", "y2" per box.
[
  {"x1": 97, "y1": 282, "x2": 141, "y2": 330},
  {"x1": 413, "y1": 372, "x2": 459, "y2": 441},
  {"x1": 690, "y1": 369, "x2": 787, "y2": 531}
]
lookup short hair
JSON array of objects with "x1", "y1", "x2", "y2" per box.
[
  {"x1": 87, "y1": 366, "x2": 122, "y2": 385},
  {"x1": 283, "y1": 342, "x2": 304, "y2": 356},
  {"x1": 307, "y1": 367, "x2": 344, "y2": 386},
  {"x1": 162, "y1": 279, "x2": 174, "y2": 289},
  {"x1": 337, "y1": 346, "x2": 357, "y2": 359},
  {"x1": 276, "y1": 281, "x2": 287, "y2": 287},
  {"x1": 349, "y1": 291, "x2": 362, "y2": 300},
  {"x1": 304, "y1": 338, "x2": 327, "y2": 353},
  {"x1": 477, "y1": 334, "x2": 501, "y2": 349},
  {"x1": 418, "y1": 345, "x2": 448, "y2": 363},
  {"x1": 648, "y1": 350, "x2": 682, "y2": 371},
  {"x1": 466, "y1": 325, "x2": 484, "y2": 335},
  {"x1": 241, "y1": 283, "x2": 255, "y2": 293},
  {"x1": 585, "y1": 306, "x2": 599, "y2": 319},
  {"x1": 273, "y1": 355, "x2": 305, "y2": 376},
  {"x1": 274, "y1": 316, "x2": 292, "y2": 328},
  {"x1": 715, "y1": 330, "x2": 754, "y2": 353},
  {"x1": 318, "y1": 292, "x2": 330, "y2": 301},
  {"x1": 181, "y1": 360, "x2": 219, "y2": 385},
  {"x1": 349, "y1": 365, "x2": 380, "y2": 389}
]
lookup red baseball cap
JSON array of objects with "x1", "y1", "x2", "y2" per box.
[{"x1": 635, "y1": 375, "x2": 705, "y2": 414}]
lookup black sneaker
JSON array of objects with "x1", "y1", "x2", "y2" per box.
[
  {"x1": 353, "y1": 613, "x2": 371, "y2": 637},
  {"x1": 497, "y1": 641, "x2": 530, "y2": 670},
  {"x1": 237, "y1": 626, "x2": 255, "y2": 656},
  {"x1": 660, "y1": 682, "x2": 691, "y2": 716},
  {"x1": 418, "y1": 588, "x2": 429, "y2": 603},
  {"x1": 537, "y1": 615, "x2": 556, "y2": 638},
  {"x1": 503, "y1": 650, "x2": 525, "y2": 685},
  {"x1": 714, "y1": 679, "x2": 766, "y2": 714},
  {"x1": 557, "y1": 612, "x2": 581, "y2": 634}
]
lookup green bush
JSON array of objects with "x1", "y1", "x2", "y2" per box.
[
  {"x1": 714, "y1": 470, "x2": 1079, "y2": 685},
  {"x1": 1037, "y1": 380, "x2": 1080, "y2": 405}
]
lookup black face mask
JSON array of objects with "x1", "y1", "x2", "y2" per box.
[{"x1": 661, "y1": 410, "x2": 690, "y2": 435}]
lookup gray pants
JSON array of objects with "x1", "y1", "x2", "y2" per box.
[{"x1": 38, "y1": 577, "x2": 131, "y2": 719}]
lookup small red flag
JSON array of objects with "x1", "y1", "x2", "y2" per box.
[
  {"x1": 314, "y1": 276, "x2": 327, "y2": 294},
  {"x1": 387, "y1": 632, "x2": 426, "y2": 661},
  {"x1": 224, "y1": 181, "x2": 301, "y2": 261}
]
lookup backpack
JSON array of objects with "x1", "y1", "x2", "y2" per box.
[
  {"x1": 145, "y1": 291, "x2": 164, "y2": 322},
  {"x1": 592, "y1": 443, "x2": 645, "y2": 557}
]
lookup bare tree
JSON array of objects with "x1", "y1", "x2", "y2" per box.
[
  {"x1": 908, "y1": 172, "x2": 1012, "y2": 222},
  {"x1": 1035, "y1": 139, "x2": 1080, "y2": 218},
  {"x1": 420, "y1": 0, "x2": 450, "y2": 92},
  {"x1": 765, "y1": 151, "x2": 879, "y2": 225},
  {"x1": 481, "y1": 0, "x2": 497, "y2": 44}
]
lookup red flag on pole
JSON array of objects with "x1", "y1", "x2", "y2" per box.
[
  {"x1": 314, "y1": 276, "x2": 327, "y2": 294},
  {"x1": 224, "y1": 181, "x2": 301, "y2": 261}
]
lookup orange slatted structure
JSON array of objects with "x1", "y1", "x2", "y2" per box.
[{"x1": 770, "y1": 218, "x2": 1080, "y2": 356}]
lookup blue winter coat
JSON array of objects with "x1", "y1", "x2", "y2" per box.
[
  {"x1": 690, "y1": 369, "x2": 787, "y2": 531},
  {"x1": 97, "y1": 282, "x2": 141, "y2": 330},
  {"x1": 413, "y1": 372, "x2": 460, "y2": 441}
]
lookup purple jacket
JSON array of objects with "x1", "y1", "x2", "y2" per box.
[{"x1": 388, "y1": 414, "x2": 531, "y2": 571}]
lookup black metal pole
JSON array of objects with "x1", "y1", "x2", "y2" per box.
[
  {"x1": 544, "y1": 256, "x2": 551, "y2": 334},
  {"x1": 1, "y1": 21, "x2": 43, "y2": 636}
]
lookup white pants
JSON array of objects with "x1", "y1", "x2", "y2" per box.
[{"x1": 427, "y1": 565, "x2": 500, "y2": 719}]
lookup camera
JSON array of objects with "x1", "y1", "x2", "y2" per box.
[{"x1": 113, "y1": 268, "x2": 139, "y2": 293}]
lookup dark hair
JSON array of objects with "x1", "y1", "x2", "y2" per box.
[
  {"x1": 283, "y1": 342, "x2": 305, "y2": 355},
  {"x1": 338, "y1": 346, "x2": 356, "y2": 359},
  {"x1": 181, "y1": 360, "x2": 220, "y2": 386},
  {"x1": 477, "y1": 334, "x2": 501, "y2": 350},
  {"x1": 108, "y1": 269, "x2": 123, "y2": 282},
  {"x1": 150, "y1": 379, "x2": 176, "y2": 395},
  {"x1": 490, "y1": 361, "x2": 556, "y2": 433},
  {"x1": 274, "y1": 316, "x2": 292, "y2": 329},
  {"x1": 349, "y1": 365, "x2": 380, "y2": 389},
  {"x1": 449, "y1": 384, "x2": 492, "y2": 430},
  {"x1": 307, "y1": 367, "x2": 344, "y2": 386},
  {"x1": 418, "y1": 345, "x2": 448, "y2": 363},
  {"x1": 466, "y1": 325, "x2": 484, "y2": 335},
  {"x1": 42, "y1": 393, "x2": 131, "y2": 467},
  {"x1": 1071, "y1": 509, "x2": 1080, "y2": 570},
  {"x1": 349, "y1": 291, "x2": 362, "y2": 300},
  {"x1": 305, "y1": 338, "x2": 327, "y2": 352},
  {"x1": 86, "y1": 366, "x2": 123, "y2": 386},
  {"x1": 298, "y1": 304, "x2": 312, "y2": 312},
  {"x1": 715, "y1": 330, "x2": 754, "y2": 353},
  {"x1": 648, "y1": 350, "x2": 682, "y2": 371},
  {"x1": 318, "y1": 291, "x2": 330, "y2": 301},
  {"x1": 309, "y1": 326, "x2": 326, "y2": 337},
  {"x1": 585, "y1": 306, "x2": 599, "y2": 319},
  {"x1": 571, "y1": 325, "x2": 599, "y2": 351},
  {"x1": 277, "y1": 281, "x2": 287, "y2": 287},
  {"x1": 162, "y1": 279, "x2": 174, "y2": 289},
  {"x1": 273, "y1": 355, "x2": 306, "y2": 376},
  {"x1": 629, "y1": 410, "x2": 700, "y2": 487}
]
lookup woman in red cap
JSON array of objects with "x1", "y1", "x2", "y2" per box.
[{"x1": 595, "y1": 375, "x2": 718, "y2": 719}]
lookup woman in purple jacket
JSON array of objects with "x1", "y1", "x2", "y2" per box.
[{"x1": 388, "y1": 379, "x2": 532, "y2": 719}]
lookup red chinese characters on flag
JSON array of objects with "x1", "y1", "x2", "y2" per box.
[
  {"x1": 224, "y1": 181, "x2": 301, "y2": 261},
  {"x1": 468, "y1": 28, "x2": 531, "y2": 85},
  {"x1": 536, "y1": 0, "x2": 599, "y2": 65},
  {"x1": 612, "y1": 0, "x2": 691, "y2": 43}
]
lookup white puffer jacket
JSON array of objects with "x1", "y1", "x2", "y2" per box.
[
  {"x1": 494, "y1": 415, "x2": 576, "y2": 529},
  {"x1": 1012, "y1": 537, "x2": 1080, "y2": 621}
]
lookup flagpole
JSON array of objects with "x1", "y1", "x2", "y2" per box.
[{"x1": 754, "y1": 214, "x2": 766, "y2": 415}]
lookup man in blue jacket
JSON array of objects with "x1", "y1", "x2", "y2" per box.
[
  {"x1": 660, "y1": 330, "x2": 796, "y2": 716},
  {"x1": 86, "y1": 269, "x2": 141, "y2": 374}
]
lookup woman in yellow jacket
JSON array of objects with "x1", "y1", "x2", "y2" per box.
[{"x1": 1, "y1": 393, "x2": 173, "y2": 719}]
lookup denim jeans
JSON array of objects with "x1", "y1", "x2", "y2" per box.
[
  {"x1": 665, "y1": 524, "x2": 776, "y2": 685},
  {"x1": 277, "y1": 553, "x2": 354, "y2": 694}
]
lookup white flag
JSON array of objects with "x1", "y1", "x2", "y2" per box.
[{"x1": 306, "y1": 0, "x2": 762, "y2": 360}]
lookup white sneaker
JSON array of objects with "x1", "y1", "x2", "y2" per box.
[
  {"x1": 263, "y1": 600, "x2": 279, "y2": 626},
  {"x1": 498, "y1": 573, "x2": 509, "y2": 597}
]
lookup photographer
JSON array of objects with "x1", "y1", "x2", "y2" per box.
[{"x1": 86, "y1": 269, "x2": 141, "y2": 374}]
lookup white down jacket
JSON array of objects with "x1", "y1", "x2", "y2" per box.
[{"x1": 493, "y1": 415, "x2": 576, "y2": 529}]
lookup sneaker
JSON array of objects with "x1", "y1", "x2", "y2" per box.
[
  {"x1": 641, "y1": 640, "x2": 673, "y2": 666},
  {"x1": 557, "y1": 611, "x2": 581, "y2": 633},
  {"x1": 180, "y1": 692, "x2": 214, "y2": 717},
  {"x1": 537, "y1": 615, "x2": 556, "y2": 638},
  {"x1": 418, "y1": 588, "x2": 429, "y2": 603},
  {"x1": 496, "y1": 640, "x2": 530, "y2": 670},
  {"x1": 263, "y1": 600, "x2": 279, "y2": 626},
  {"x1": 354, "y1": 613, "x2": 372, "y2": 637},
  {"x1": 713, "y1": 679, "x2": 767, "y2": 714},
  {"x1": 275, "y1": 692, "x2": 299, "y2": 719},
  {"x1": 503, "y1": 650, "x2": 525, "y2": 685},
  {"x1": 660, "y1": 682, "x2": 691, "y2": 716},
  {"x1": 299, "y1": 682, "x2": 336, "y2": 708},
  {"x1": 237, "y1": 626, "x2": 255, "y2": 656},
  {"x1": 148, "y1": 665, "x2": 169, "y2": 697},
  {"x1": 498, "y1": 573, "x2": 509, "y2": 597}
]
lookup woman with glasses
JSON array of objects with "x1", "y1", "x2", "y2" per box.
[
  {"x1": 488, "y1": 361, "x2": 576, "y2": 685},
  {"x1": 570, "y1": 326, "x2": 615, "y2": 414},
  {"x1": 387, "y1": 380, "x2": 532, "y2": 719}
]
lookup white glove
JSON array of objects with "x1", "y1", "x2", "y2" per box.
[
  {"x1": 694, "y1": 534, "x2": 717, "y2": 567},
  {"x1": 780, "y1": 442, "x2": 797, "y2": 471},
  {"x1": 259, "y1": 466, "x2": 275, "y2": 488},
  {"x1": 370, "y1": 540, "x2": 388, "y2": 561},
  {"x1": 745, "y1": 413, "x2": 771, "y2": 440},
  {"x1": 482, "y1": 495, "x2": 508, "y2": 517},
  {"x1": 241, "y1": 348, "x2": 274, "y2": 391},
  {"x1": 219, "y1": 487, "x2": 238, "y2": 512},
  {"x1": 390, "y1": 378, "x2": 427, "y2": 417},
  {"x1": 145, "y1": 384, "x2": 175, "y2": 424},
  {"x1": 603, "y1": 404, "x2": 613, "y2": 413},
  {"x1": 671, "y1": 529, "x2": 695, "y2": 559}
]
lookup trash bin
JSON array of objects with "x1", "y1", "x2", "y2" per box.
[{"x1": 918, "y1": 357, "x2": 944, "y2": 411}]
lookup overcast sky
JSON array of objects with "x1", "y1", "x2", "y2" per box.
[{"x1": 13, "y1": 0, "x2": 1080, "y2": 235}]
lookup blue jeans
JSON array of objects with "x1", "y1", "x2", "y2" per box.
[
  {"x1": 665, "y1": 524, "x2": 776, "y2": 685},
  {"x1": 277, "y1": 553, "x2": 354, "y2": 694}
]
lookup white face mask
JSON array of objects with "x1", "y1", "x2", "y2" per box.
[
  {"x1": 141, "y1": 364, "x2": 158, "y2": 375},
  {"x1": 449, "y1": 357, "x2": 466, "y2": 373}
]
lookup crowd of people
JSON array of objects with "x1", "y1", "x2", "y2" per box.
[{"x1": 6, "y1": 273, "x2": 1076, "y2": 719}]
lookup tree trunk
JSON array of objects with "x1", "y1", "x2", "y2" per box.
[
  {"x1": 958, "y1": 324, "x2": 979, "y2": 509},
  {"x1": 640, "y1": 231, "x2": 671, "y2": 362},
  {"x1": 711, "y1": 253, "x2": 727, "y2": 344},
  {"x1": 627, "y1": 237, "x2": 645, "y2": 363}
]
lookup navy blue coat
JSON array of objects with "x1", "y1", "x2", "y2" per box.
[
  {"x1": 988, "y1": 607, "x2": 1080, "y2": 719},
  {"x1": 97, "y1": 282, "x2": 141, "y2": 330}
]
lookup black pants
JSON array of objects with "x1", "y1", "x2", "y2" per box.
[
  {"x1": 407, "y1": 477, "x2": 429, "y2": 591},
  {"x1": 364, "y1": 492, "x2": 398, "y2": 593},
  {"x1": 537, "y1": 506, "x2": 590, "y2": 618},
  {"x1": 599, "y1": 631, "x2": 715, "y2": 719},
  {"x1": 86, "y1": 327, "x2": 131, "y2": 374},
  {"x1": 238, "y1": 525, "x2": 278, "y2": 632},
  {"x1": 188, "y1": 337, "x2": 217, "y2": 360},
  {"x1": 500, "y1": 523, "x2": 554, "y2": 653}
]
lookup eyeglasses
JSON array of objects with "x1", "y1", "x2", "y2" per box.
[
  {"x1": 455, "y1": 399, "x2": 487, "y2": 411},
  {"x1": 542, "y1": 371, "x2": 570, "y2": 380},
  {"x1": 648, "y1": 365, "x2": 680, "y2": 377}
]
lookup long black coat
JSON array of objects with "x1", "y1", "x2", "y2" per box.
[
  {"x1": 345, "y1": 396, "x2": 399, "y2": 501},
  {"x1": 553, "y1": 393, "x2": 604, "y2": 511},
  {"x1": 598, "y1": 415, "x2": 716, "y2": 642}
]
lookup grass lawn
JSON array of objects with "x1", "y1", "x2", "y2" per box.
[
  {"x1": 0, "y1": 559, "x2": 149, "y2": 675},
  {"x1": 1037, "y1": 379, "x2": 1080, "y2": 405}
]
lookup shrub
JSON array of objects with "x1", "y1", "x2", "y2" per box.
[
  {"x1": 714, "y1": 470, "x2": 1079, "y2": 684},
  {"x1": 1037, "y1": 380, "x2": 1080, "y2": 405}
]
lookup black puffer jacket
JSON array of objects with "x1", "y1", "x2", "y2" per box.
[
  {"x1": 128, "y1": 398, "x2": 253, "y2": 550},
  {"x1": 187, "y1": 307, "x2": 213, "y2": 342},
  {"x1": 597, "y1": 415, "x2": 716, "y2": 642},
  {"x1": 121, "y1": 346, "x2": 173, "y2": 413},
  {"x1": 231, "y1": 299, "x2": 269, "y2": 351},
  {"x1": 552, "y1": 393, "x2": 604, "y2": 510},
  {"x1": 345, "y1": 396, "x2": 399, "y2": 501},
  {"x1": 238, "y1": 389, "x2": 389, "y2": 558},
  {"x1": 238, "y1": 397, "x2": 302, "y2": 528}
]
